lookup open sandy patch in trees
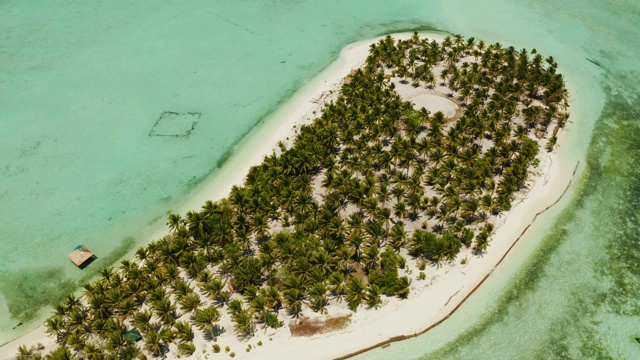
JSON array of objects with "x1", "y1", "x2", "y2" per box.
[
  {"x1": 411, "y1": 94, "x2": 460, "y2": 118},
  {"x1": 393, "y1": 81, "x2": 461, "y2": 119}
]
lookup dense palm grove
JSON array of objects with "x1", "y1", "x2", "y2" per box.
[{"x1": 19, "y1": 33, "x2": 568, "y2": 359}]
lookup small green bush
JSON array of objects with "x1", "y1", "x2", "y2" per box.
[
  {"x1": 178, "y1": 342, "x2": 196, "y2": 356},
  {"x1": 417, "y1": 259, "x2": 427, "y2": 271}
]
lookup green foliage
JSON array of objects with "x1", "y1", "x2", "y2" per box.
[
  {"x1": 212, "y1": 344, "x2": 221, "y2": 353},
  {"x1": 345, "y1": 277, "x2": 366, "y2": 311},
  {"x1": 368, "y1": 248, "x2": 403, "y2": 296},
  {"x1": 193, "y1": 305, "x2": 220, "y2": 333},
  {"x1": 152, "y1": 297, "x2": 177, "y2": 326},
  {"x1": 265, "y1": 312, "x2": 284, "y2": 328},
  {"x1": 16, "y1": 344, "x2": 44, "y2": 360},
  {"x1": 174, "y1": 321, "x2": 195, "y2": 343},
  {"x1": 411, "y1": 230, "x2": 461, "y2": 262},
  {"x1": 231, "y1": 258, "x2": 263, "y2": 293},
  {"x1": 178, "y1": 342, "x2": 196, "y2": 356},
  {"x1": 179, "y1": 293, "x2": 202, "y2": 313}
]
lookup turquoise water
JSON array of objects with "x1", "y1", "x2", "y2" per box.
[{"x1": 0, "y1": 1, "x2": 638, "y2": 358}]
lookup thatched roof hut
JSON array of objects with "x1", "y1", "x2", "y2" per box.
[{"x1": 67, "y1": 245, "x2": 95, "y2": 267}]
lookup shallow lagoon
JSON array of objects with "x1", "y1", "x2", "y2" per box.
[{"x1": 1, "y1": 1, "x2": 639, "y2": 358}]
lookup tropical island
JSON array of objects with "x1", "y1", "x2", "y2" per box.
[{"x1": 12, "y1": 32, "x2": 570, "y2": 360}]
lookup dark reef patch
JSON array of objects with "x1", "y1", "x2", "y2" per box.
[{"x1": 0, "y1": 236, "x2": 136, "y2": 325}]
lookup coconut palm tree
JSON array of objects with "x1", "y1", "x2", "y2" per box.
[
  {"x1": 143, "y1": 330, "x2": 163, "y2": 358},
  {"x1": 365, "y1": 284, "x2": 383, "y2": 309},
  {"x1": 173, "y1": 321, "x2": 194, "y2": 343},
  {"x1": 152, "y1": 298, "x2": 177, "y2": 326},
  {"x1": 231, "y1": 310, "x2": 256, "y2": 339},
  {"x1": 193, "y1": 305, "x2": 220, "y2": 334},
  {"x1": 45, "y1": 316, "x2": 67, "y2": 343},
  {"x1": 394, "y1": 276, "x2": 412, "y2": 299},
  {"x1": 179, "y1": 293, "x2": 201, "y2": 313},
  {"x1": 345, "y1": 276, "x2": 367, "y2": 311},
  {"x1": 45, "y1": 345, "x2": 77, "y2": 360}
]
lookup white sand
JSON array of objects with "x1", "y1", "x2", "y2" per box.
[
  {"x1": 393, "y1": 82, "x2": 461, "y2": 118},
  {"x1": 0, "y1": 32, "x2": 578, "y2": 360}
]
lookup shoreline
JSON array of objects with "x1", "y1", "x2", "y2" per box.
[
  {"x1": 335, "y1": 161, "x2": 580, "y2": 360},
  {"x1": 0, "y1": 31, "x2": 579, "y2": 360}
]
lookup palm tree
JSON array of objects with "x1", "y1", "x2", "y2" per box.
[
  {"x1": 264, "y1": 286, "x2": 283, "y2": 312},
  {"x1": 362, "y1": 243, "x2": 380, "y2": 271},
  {"x1": 65, "y1": 332, "x2": 84, "y2": 353},
  {"x1": 133, "y1": 310, "x2": 153, "y2": 333},
  {"x1": 45, "y1": 316, "x2": 67, "y2": 343},
  {"x1": 152, "y1": 297, "x2": 177, "y2": 326},
  {"x1": 16, "y1": 345, "x2": 43, "y2": 360},
  {"x1": 193, "y1": 305, "x2": 220, "y2": 334},
  {"x1": 365, "y1": 284, "x2": 383, "y2": 309},
  {"x1": 365, "y1": 220, "x2": 387, "y2": 247},
  {"x1": 83, "y1": 343, "x2": 103, "y2": 360},
  {"x1": 283, "y1": 288, "x2": 304, "y2": 317},
  {"x1": 389, "y1": 223, "x2": 408, "y2": 250},
  {"x1": 179, "y1": 293, "x2": 201, "y2": 313},
  {"x1": 45, "y1": 345, "x2": 77, "y2": 360},
  {"x1": 66, "y1": 308, "x2": 89, "y2": 335},
  {"x1": 474, "y1": 231, "x2": 491, "y2": 253},
  {"x1": 167, "y1": 213, "x2": 184, "y2": 233},
  {"x1": 143, "y1": 330, "x2": 163, "y2": 358},
  {"x1": 345, "y1": 276, "x2": 367, "y2": 311},
  {"x1": 232, "y1": 310, "x2": 256, "y2": 339},
  {"x1": 173, "y1": 321, "x2": 194, "y2": 343},
  {"x1": 252, "y1": 213, "x2": 271, "y2": 240},
  {"x1": 394, "y1": 276, "x2": 412, "y2": 298}
]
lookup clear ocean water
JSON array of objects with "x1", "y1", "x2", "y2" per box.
[{"x1": 1, "y1": 1, "x2": 638, "y2": 358}]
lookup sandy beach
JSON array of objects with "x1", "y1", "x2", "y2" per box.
[{"x1": 0, "y1": 32, "x2": 578, "y2": 360}]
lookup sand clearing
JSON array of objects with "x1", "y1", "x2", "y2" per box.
[
  {"x1": 411, "y1": 94, "x2": 459, "y2": 117},
  {"x1": 393, "y1": 81, "x2": 461, "y2": 119}
]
